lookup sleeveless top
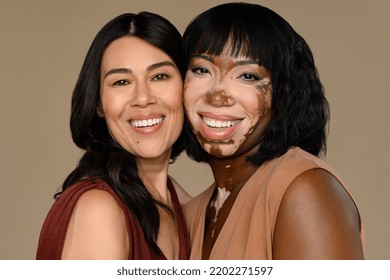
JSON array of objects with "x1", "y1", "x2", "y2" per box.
[
  {"x1": 183, "y1": 147, "x2": 365, "y2": 259},
  {"x1": 36, "y1": 178, "x2": 190, "y2": 260}
]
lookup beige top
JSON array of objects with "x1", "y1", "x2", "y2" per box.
[{"x1": 184, "y1": 147, "x2": 364, "y2": 259}]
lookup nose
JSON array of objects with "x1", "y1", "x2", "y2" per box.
[
  {"x1": 204, "y1": 80, "x2": 235, "y2": 107},
  {"x1": 129, "y1": 81, "x2": 157, "y2": 107}
]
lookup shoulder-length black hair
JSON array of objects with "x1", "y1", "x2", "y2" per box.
[
  {"x1": 60, "y1": 12, "x2": 186, "y2": 256},
  {"x1": 183, "y1": 2, "x2": 329, "y2": 165}
]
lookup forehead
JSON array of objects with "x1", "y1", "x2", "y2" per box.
[
  {"x1": 196, "y1": 35, "x2": 251, "y2": 58},
  {"x1": 191, "y1": 51, "x2": 258, "y2": 67},
  {"x1": 102, "y1": 36, "x2": 171, "y2": 66},
  {"x1": 188, "y1": 28, "x2": 273, "y2": 72}
]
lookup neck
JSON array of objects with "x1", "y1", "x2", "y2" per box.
[
  {"x1": 208, "y1": 153, "x2": 257, "y2": 192},
  {"x1": 136, "y1": 154, "x2": 171, "y2": 203}
]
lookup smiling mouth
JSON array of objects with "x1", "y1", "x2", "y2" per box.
[
  {"x1": 130, "y1": 117, "x2": 164, "y2": 128},
  {"x1": 201, "y1": 116, "x2": 241, "y2": 129}
]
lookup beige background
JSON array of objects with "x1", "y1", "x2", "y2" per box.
[{"x1": 0, "y1": 0, "x2": 389, "y2": 259}]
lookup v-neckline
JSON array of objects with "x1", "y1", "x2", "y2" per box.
[
  {"x1": 202, "y1": 178, "x2": 247, "y2": 259},
  {"x1": 153, "y1": 177, "x2": 189, "y2": 260},
  {"x1": 200, "y1": 164, "x2": 264, "y2": 259}
]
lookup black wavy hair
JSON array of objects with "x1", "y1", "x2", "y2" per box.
[
  {"x1": 182, "y1": 2, "x2": 329, "y2": 165},
  {"x1": 58, "y1": 12, "x2": 186, "y2": 256}
]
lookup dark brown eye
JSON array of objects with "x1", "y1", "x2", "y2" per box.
[
  {"x1": 239, "y1": 73, "x2": 260, "y2": 81},
  {"x1": 191, "y1": 67, "x2": 210, "y2": 75},
  {"x1": 113, "y1": 80, "x2": 130, "y2": 86},
  {"x1": 152, "y1": 74, "x2": 169, "y2": 81}
]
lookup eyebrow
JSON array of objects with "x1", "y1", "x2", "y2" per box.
[
  {"x1": 104, "y1": 68, "x2": 132, "y2": 78},
  {"x1": 147, "y1": 61, "x2": 176, "y2": 71},
  {"x1": 191, "y1": 54, "x2": 258, "y2": 66},
  {"x1": 235, "y1": 59, "x2": 259, "y2": 66},
  {"x1": 191, "y1": 54, "x2": 214, "y2": 63},
  {"x1": 103, "y1": 61, "x2": 176, "y2": 78}
]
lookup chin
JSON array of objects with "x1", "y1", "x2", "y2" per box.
[{"x1": 202, "y1": 144, "x2": 237, "y2": 158}]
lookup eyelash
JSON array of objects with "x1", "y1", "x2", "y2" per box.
[
  {"x1": 191, "y1": 66, "x2": 260, "y2": 80},
  {"x1": 151, "y1": 73, "x2": 170, "y2": 81},
  {"x1": 191, "y1": 67, "x2": 210, "y2": 75},
  {"x1": 238, "y1": 73, "x2": 260, "y2": 81},
  {"x1": 190, "y1": 64, "x2": 263, "y2": 85},
  {"x1": 113, "y1": 80, "x2": 129, "y2": 86},
  {"x1": 112, "y1": 73, "x2": 170, "y2": 86}
]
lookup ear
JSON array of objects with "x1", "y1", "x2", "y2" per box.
[{"x1": 96, "y1": 105, "x2": 104, "y2": 118}]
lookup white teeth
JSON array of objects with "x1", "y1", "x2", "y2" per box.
[
  {"x1": 202, "y1": 116, "x2": 240, "y2": 128},
  {"x1": 130, "y1": 117, "x2": 163, "y2": 128}
]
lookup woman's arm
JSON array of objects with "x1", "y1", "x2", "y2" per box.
[
  {"x1": 61, "y1": 189, "x2": 129, "y2": 259},
  {"x1": 272, "y1": 168, "x2": 364, "y2": 259}
]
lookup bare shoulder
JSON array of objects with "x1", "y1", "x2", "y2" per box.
[
  {"x1": 169, "y1": 175, "x2": 192, "y2": 205},
  {"x1": 273, "y1": 168, "x2": 363, "y2": 259},
  {"x1": 62, "y1": 188, "x2": 129, "y2": 259},
  {"x1": 280, "y1": 168, "x2": 359, "y2": 218},
  {"x1": 69, "y1": 188, "x2": 126, "y2": 224}
]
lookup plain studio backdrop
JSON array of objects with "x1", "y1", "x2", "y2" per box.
[{"x1": 0, "y1": 0, "x2": 389, "y2": 259}]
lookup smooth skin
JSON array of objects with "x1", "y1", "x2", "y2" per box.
[
  {"x1": 273, "y1": 169, "x2": 363, "y2": 259},
  {"x1": 62, "y1": 189, "x2": 128, "y2": 259},
  {"x1": 62, "y1": 36, "x2": 190, "y2": 259}
]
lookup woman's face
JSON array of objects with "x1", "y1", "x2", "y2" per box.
[
  {"x1": 99, "y1": 36, "x2": 183, "y2": 160},
  {"x1": 184, "y1": 50, "x2": 272, "y2": 158}
]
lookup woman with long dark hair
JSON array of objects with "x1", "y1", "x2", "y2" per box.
[
  {"x1": 182, "y1": 2, "x2": 364, "y2": 259},
  {"x1": 36, "y1": 12, "x2": 190, "y2": 260}
]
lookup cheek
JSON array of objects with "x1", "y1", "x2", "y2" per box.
[
  {"x1": 162, "y1": 82, "x2": 183, "y2": 110},
  {"x1": 170, "y1": 92, "x2": 183, "y2": 112},
  {"x1": 256, "y1": 81, "x2": 272, "y2": 104},
  {"x1": 100, "y1": 94, "x2": 123, "y2": 120},
  {"x1": 250, "y1": 82, "x2": 272, "y2": 121},
  {"x1": 183, "y1": 93, "x2": 194, "y2": 115},
  {"x1": 240, "y1": 83, "x2": 272, "y2": 141},
  {"x1": 183, "y1": 83, "x2": 198, "y2": 111}
]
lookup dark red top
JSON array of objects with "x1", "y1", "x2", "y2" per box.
[{"x1": 36, "y1": 178, "x2": 189, "y2": 260}]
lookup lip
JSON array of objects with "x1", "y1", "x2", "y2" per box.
[
  {"x1": 198, "y1": 112, "x2": 242, "y2": 140},
  {"x1": 199, "y1": 111, "x2": 242, "y2": 121}
]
